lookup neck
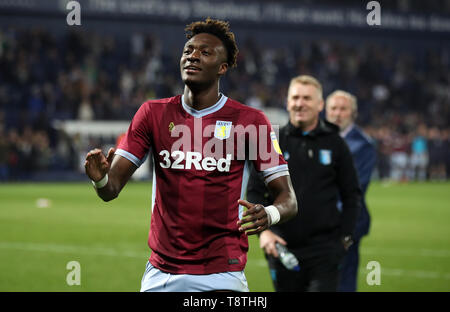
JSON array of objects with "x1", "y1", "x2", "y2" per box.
[
  {"x1": 340, "y1": 123, "x2": 354, "y2": 137},
  {"x1": 183, "y1": 83, "x2": 221, "y2": 111}
]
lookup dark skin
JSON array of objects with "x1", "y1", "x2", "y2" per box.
[
  {"x1": 85, "y1": 32, "x2": 297, "y2": 235},
  {"x1": 180, "y1": 33, "x2": 228, "y2": 110}
]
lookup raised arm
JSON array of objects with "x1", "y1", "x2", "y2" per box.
[
  {"x1": 85, "y1": 147, "x2": 137, "y2": 201},
  {"x1": 237, "y1": 175, "x2": 297, "y2": 235}
]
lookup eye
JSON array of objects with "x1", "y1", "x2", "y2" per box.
[
  {"x1": 183, "y1": 49, "x2": 191, "y2": 55},
  {"x1": 202, "y1": 50, "x2": 210, "y2": 56}
]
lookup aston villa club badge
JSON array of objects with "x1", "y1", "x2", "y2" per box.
[
  {"x1": 319, "y1": 149, "x2": 332, "y2": 165},
  {"x1": 214, "y1": 121, "x2": 232, "y2": 140}
]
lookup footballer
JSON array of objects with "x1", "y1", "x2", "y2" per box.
[{"x1": 84, "y1": 18, "x2": 297, "y2": 292}]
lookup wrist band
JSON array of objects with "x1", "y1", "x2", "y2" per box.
[
  {"x1": 264, "y1": 205, "x2": 280, "y2": 226},
  {"x1": 92, "y1": 174, "x2": 108, "y2": 189}
]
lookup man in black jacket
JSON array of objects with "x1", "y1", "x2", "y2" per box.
[{"x1": 247, "y1": 75, "x2": 361, "y2": 292}]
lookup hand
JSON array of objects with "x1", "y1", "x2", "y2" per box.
[
  {"x1": 342, "y1": 235, "x2": 354, "y2": 251},
  {"x1": 259, "y1": 230, "x2": 287, "y2": 258},
  {"x1": 236, "y1": 199, "x2": 269, "y2": 236},
  {"x1": 84, "y1": 148, "x2": 115, "y2": 182}
]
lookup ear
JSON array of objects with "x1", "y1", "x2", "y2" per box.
[
  {"x1": 318, "y1": 99, "x2": 325, "y2": 112},
  {"x1": 218, "y1": 62, "x2": 228, "y2": 76}
]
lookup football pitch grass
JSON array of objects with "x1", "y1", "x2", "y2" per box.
[{"x1": 0, "y1": 181, "x2": 449, "y2": 292}]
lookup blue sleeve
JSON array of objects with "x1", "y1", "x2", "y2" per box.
[{"x1": 354, "y1": 140, "x2": 376, "y2": 194}]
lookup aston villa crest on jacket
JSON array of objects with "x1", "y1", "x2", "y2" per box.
[{"x1": 319, "y1": 149, "x2": 332, "y2": 165}]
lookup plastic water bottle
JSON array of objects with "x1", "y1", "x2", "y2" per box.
[{"x1": 276, "y1": 243, "x2": 300, "y2": 271}]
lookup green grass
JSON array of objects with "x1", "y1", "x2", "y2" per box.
[{"x1": 0, "y1": 181, "x2": 449, "y2": 291}]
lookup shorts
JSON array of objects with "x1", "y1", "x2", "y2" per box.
[
  {"x1": 410, "y1": 153, "x2": 428, "y2": 168},
  {"x1": 140, "y1": 261, "x2": 249, "y2": 292}
]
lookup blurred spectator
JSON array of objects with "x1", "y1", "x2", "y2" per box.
[
  {"x1": 390, "y1": 130, "x2": 410, "y2": 182},
  {"x1": 428, "y1": 127, "x2": 447, "y2": 181},
  {"x1": 31, "y1": 131, "x2": 52, "y2": 171},
  {"x1": 0, "y1": 124, "x2": 8, "y2": 181},
  {"x1": 78, "y1": 97, "x2": 95, "y2": 121},
  {"x1": 445, "y1": 129, "x2": 450, "y2": 180},
  {"x1": 373, "y1": 126, "x2": 393, "y2": 181},
  {"x1": 6, "y1": 129, "x2": 21, "y2": 180},
  {"x1": 408, "y1": 124, "x2": 429, "y2": 181}
]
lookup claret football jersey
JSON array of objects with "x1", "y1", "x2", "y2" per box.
[{"x1": 116, "y1": 94, "x2": 288, "y2": 274}]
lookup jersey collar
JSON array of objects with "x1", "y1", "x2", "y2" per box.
[{"x1": 181, "y1": 93, "x2": 228, "y2": 118}]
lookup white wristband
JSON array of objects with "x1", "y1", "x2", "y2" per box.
[
  {"x1": 264, "y1": 205, "x2": 280, "y2": 226},
  {"x1": 92, "y1": 174, "x2": 108, "y2": 189}
]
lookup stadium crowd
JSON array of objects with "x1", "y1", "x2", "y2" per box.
[
  {"x1": 0, "y1": 25, "x2": 449, "y2": 181},
  {"x1": 259, "y1": 0, "x2": 450, "y2": 14}
]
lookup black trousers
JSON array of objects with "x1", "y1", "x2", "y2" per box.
[
  {"x1": 267, "y1": 246, "x2": 344, "y2": 292},
  {"x1": 338, "y1": 239, "x2": 360, "y2": 292}
]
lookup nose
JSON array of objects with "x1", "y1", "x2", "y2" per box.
[
  {"x1": 295, "y1": 98, "x2": 307, "y2": 108},
  {"x1": 187, "y1": 49, "x2": 201, "y2": 62},
  {"x1": 328, "y1": 107, "x2": 339, "y2": 115}
]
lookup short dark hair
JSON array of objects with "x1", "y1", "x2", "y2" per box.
[{"x1": 185, "y1": 17, "x2": 238, "y2": 68}]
